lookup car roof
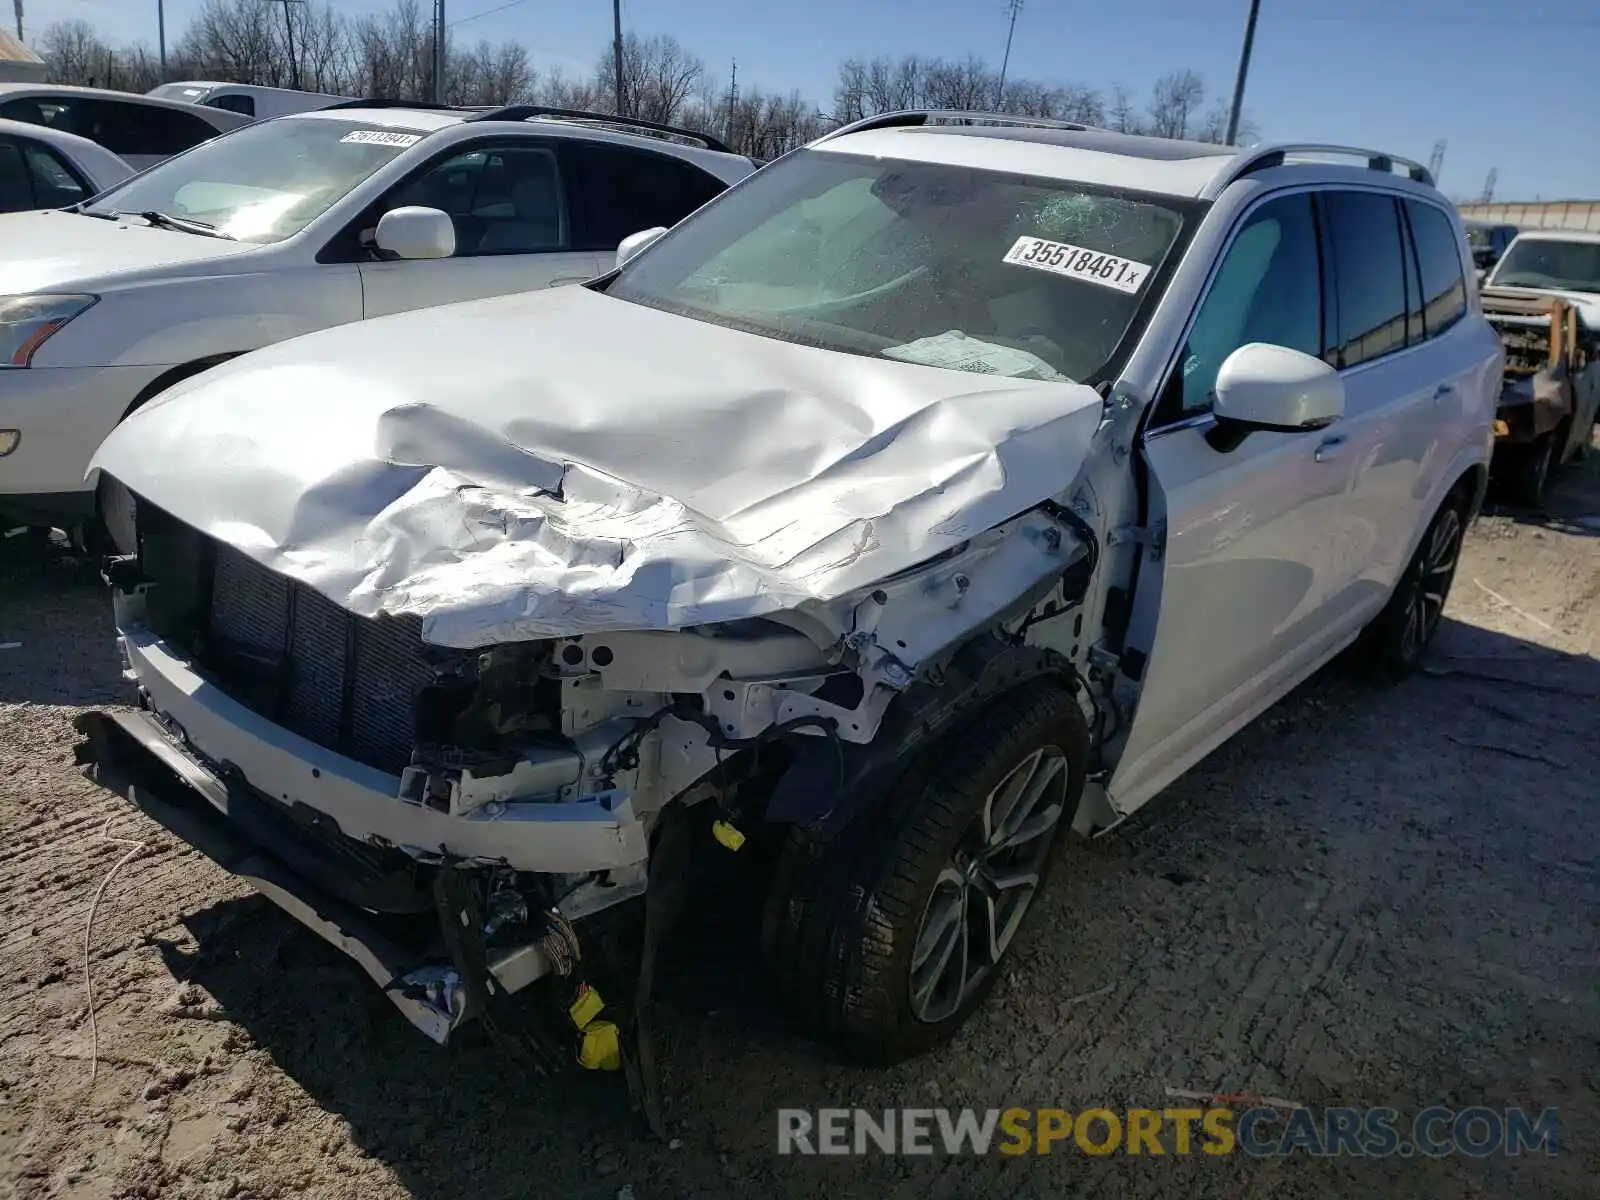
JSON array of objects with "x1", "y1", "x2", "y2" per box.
[
  {"x1": 815, "y1": 116, "x2": 1439, "y2": 202},
  {"x1": 287, "y1": 106, "x2": 755, "y2": 180},
  {"x1": 0, "y1": 82, "x2": 251, "y2": 125},
  {"x1": 0, "y1": 115, "x2": 133, "y2": 181}
]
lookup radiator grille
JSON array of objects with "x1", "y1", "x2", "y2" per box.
[{"x1": 204, "y1": 542, "x2": 434, "y2": 775}]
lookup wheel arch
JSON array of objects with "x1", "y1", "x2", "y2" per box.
[
  {"x1": 761, "y1": 634, "x2": 1096, "y2": 837},
  {"x1": 119, "y1": 352, "x2": 246, "y2": 423}
]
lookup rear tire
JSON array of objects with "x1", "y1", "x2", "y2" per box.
[
  {"x1": 762, "y1": 677, "x2": 1089, "y2": 1064},
  {"x1": 1357, "y1": 493, "x2": 1466, "y2": 681},
  {"x1": 1509, "y1": 427, "x2": 1560, "y2": 507}
]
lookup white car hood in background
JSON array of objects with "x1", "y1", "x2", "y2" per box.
[
  {"x1": 94, "y1": 286, "x2": 1104, "y2": 648},
  {"x1": 0, "y1": 209, "x2": 258, "y2": 293}
]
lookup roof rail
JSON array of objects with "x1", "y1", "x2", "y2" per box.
[
  {"x1": 1207, "y1": 142, "x2": 1434, "y2": 196},
  {"x1": 465, "y1": 105, "x2": 734, "y2": 154},
  {"x1": 320, "y1": 97, "x2": 475, "y2": 112},
  {"x1": 815, "y1": 109, "x2": 1095, "y2": 144}
]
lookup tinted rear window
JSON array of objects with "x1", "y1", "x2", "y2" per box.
[
  {"x1": 1406, "y1": 201, "x2": 1467, "y2": 335},
  {"x1": 1323, "y1": 191, "x2": 1408, "y2": 368}
]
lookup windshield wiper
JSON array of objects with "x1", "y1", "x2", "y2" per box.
[{"x1": 124, "y1": 210, "x2": 236, "y2": 240}]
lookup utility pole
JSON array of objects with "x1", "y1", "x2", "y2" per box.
[
  {"x1": 13, "y1": 0, "x2": 22, "y2": 42},
  {"x1": 433, "y1": 0, "x2": 446, "y2": 103},
  {"x1": 1224, "y1": 0, "x2": 1261, "y2": 146},
  {"x1": 157, "y1": 0, "x2": 166, "y2": 76},
  {"x1": 611, "y1": 0, "x2": 624, "y2": 114},
  {"x1": 1427, "y1": 139, "x2": 1446, "y2": 186},
  {"x1": 264, "y1": 0, "x2": 303, "y2": 91},
  {"x1": 996, "y1": 0, "x2": 1023, "y2": 106},
  {"x1": 725, "y1": 59, "x2": 737, "y2": 145},
  {"x1": 1479, "y1": 168, "x2": 1497, "y2": 205}
]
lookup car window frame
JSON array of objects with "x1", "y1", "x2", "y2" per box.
[
  {"x1": 316, "y1": 133, "x2": 570, "y2": 265},
  {"x1": 1147, "y1": 185, "x2": 1330, "y2": 430}
]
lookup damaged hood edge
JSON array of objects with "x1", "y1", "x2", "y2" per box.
[{"x1": 93, "y1": 286, "x2": 1106, "y2": 647}]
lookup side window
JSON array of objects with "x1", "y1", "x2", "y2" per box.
[
  {"x1": 1172, "y1": 191, "x2": 1322, "y2": 416},
  {"x1": 0, "y1": 97, "x2": 77, "y2": 135},
  {"x1": 1405, "y1": 200, "x2": 1468, "y2": 336},
  {"x1": 570, "y1": 143, "x2": 725, "y2": 250},
  {"x1": 0, "y1": 141, "x2": 34, "y2": 212},
  {"x1": 81, "y1": 101, "x2": 218, "y2": 158},
  {"x1": 207, "y1": 94, "x2": 256, "y2": 117},
  {"x1": 23, "y1": 143, "x2": 89, "y2": 207},
  {"x1": 1322, "y1": 191, "x2": 1408, "y2": 369},
  {"x1": 383, "y1": 144, "x2": 567, "y2": 257}
]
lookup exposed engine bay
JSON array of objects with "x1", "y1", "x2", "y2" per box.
[{"x1": 79, "y1": 487, "x2": 1102, "y2": 1132}]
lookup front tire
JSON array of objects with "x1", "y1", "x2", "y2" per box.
[
  {"x1": 1359, "y1": 495, "x2": 1466, "y2": 681},
  {"x1": 762, "y1": 677, "x2": 1090, "y2": 1064}
]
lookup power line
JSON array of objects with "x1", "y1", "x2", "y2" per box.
[{"x1": 449, "y1": 0, "x2": 534, "y2": 28}]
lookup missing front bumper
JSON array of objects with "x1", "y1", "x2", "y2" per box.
[{"x1": 72, "y1": 708, "x2": 558, "y2": 1044}]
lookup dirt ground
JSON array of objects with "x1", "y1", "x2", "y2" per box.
[{"x1": 1, "y1": 447, "x2": 1597, "y2": 1200}]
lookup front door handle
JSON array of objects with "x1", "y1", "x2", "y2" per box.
[
  {"x1": 1314, "y1": 435, "x2": 1348, "y2": 463},
  {"x1": 1433, "y1": 383, "x2": 1456, "y2": 405}
]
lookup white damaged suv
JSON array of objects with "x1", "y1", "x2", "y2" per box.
[{"x1": 76, "y1": 113, "x2": 1500, "y2": 1090}]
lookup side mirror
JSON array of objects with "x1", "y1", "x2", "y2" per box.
[
  {"x1": 1213, "y1": 343, "x2": 1344, "y2": 433},
  {"x1": 615, "y1": 226, "x2": 667, "y2": 271},
  {"x1": 374, "y1": 206, "x2": 455, "y2": 260}
]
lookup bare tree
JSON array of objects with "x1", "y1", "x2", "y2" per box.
[
  {"x1": 596, "y1": 33, "x2": 704, "y2": 122},
  {"x1": 1195, "y1": 99, "x2": 1258, "y2": 145},
  {"x1": 1146, "y1": 69, "x2": 1204, "y2": 140},
  {"x1": 37, "y1": 19, "x2": 112, "y2": 85},
  {"x1": 922, "y1": 55, "x2": 994, "y2": 110},
  {"x1": 174, "y1": 0, "x2": 282, "y2": 85},
  {"x1": 1108, "y1": 83, "x2": 1140, "y2": 133},
  {"x1": 45, "y1": 5, "x2": 1232, "y2": 158},
  {"x1": 541, "y1": 64, "x2": 603, "y2": 111}
]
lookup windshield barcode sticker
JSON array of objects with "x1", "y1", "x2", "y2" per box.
[
  {"x1": 340, "y1": 130, "x2": 421, "y2": 147},
  {"x1": 1003, "y1": 236, "x2": 1152, "y2": 294}
]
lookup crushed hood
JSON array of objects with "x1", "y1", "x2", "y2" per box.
[
  {"x1": 93, "y1": 286, "x2": 1104, "y2": 647},
  {"x1": 0, "y1": 209, "x2": 259, "y2": 293}
]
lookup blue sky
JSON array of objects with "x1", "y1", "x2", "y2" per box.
[{"x1": 30, "y1": 0, "x2": 1600, "y2": 200}]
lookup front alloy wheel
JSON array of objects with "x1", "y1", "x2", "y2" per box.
[
  {"x1": 910, "y1": 748, "x2": 1067, "y2": 1023},
  {"x1": 762, "y1": 676, "x2": 1090, "y2": 1064}
]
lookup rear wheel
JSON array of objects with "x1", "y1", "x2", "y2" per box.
[
  {"x1": 1509, "y1": 427, "x2": 1561, "y2": 507},
  {"x1": 1358, "y1": 495, "x2": 1466, "y2": 681},
  {"x1": 762, "y1": 677, "x2": 1089, "y2": 1064}
]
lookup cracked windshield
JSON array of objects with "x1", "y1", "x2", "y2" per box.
[{"x1": 609, "y1": 150, "x2": 1189, "y2": 384}]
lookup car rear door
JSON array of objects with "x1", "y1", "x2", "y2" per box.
[
  {"x1": 1307, "y1": 188, "x2": 1447, "y2": 632},
  {"x1": 1105, "y1": 189, "x2": 1369, "y2": 810},
  {"x1": 357, "y1": 138, "x2": 603, "y2": 318}
]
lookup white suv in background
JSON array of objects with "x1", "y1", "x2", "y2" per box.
[
  {"x1": 0, "y1": 102, "x2": 756, "y2": 537},
  {"x1": 80, "y1": 113, "x2": 1500, "y2": 1089}
]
